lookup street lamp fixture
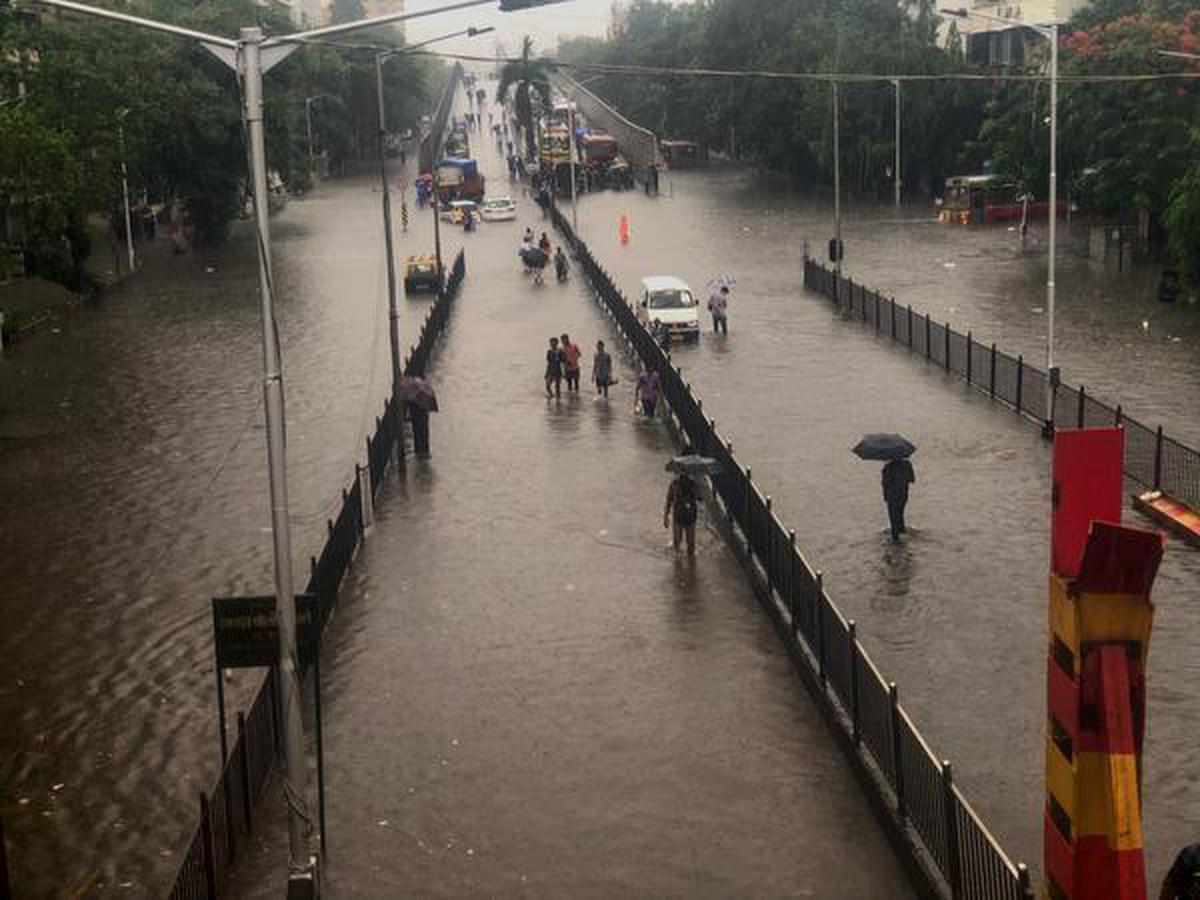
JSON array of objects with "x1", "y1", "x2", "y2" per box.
[
  {"x1": 941, "y1": 5, "x2": 1060, "y2": 434},
  {"x1": 29, "y1": 0, "x2": 575, "y2": 896},
  {"x1": 115, "y1": 107, "x2": 136, "y2": 275}
]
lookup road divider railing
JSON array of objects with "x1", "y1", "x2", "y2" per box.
[
  {"x1": 804, "y1": 258, "x2": 1200, "y2": 514},
  {"x1": 164, "y1": 251, "x2": 465, "y2": 900},
  {"x1": 547, "y1": 201, "x2": 1032, "y2": 900}
]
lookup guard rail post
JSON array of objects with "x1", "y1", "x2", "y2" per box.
[
  {"x1": 849, "y1": 620, "x2": 860, "y2": 745},
  {"x1": 925, "y1": 313, "x2": 931, "y2": 361},
  {"x1": 1016, "y1": 355, "x2": 1024, "y2": 414},
  {"x1": 200, "y1": 792, "x2": 217, "y2": 900},
  {"x1": 1018, "y1": 863, "x2": 1035, "y2": 899},
  {"x1": 1077, "y1": 386, "x2": 1086, "y2": 429},
  {"x1": 1115, "y1": 404, "x2": 1123, "y2": 426},
  {"x1": 907, "y1": 304, "x2": 914, "y2": 349},
  {"x1": 942, "y1": 761, "x2": 963, "y2": 900},
  {"x1": 966, "y1": 332, "x2": 973, "y2": 385},
  {"x1": 744, "y1": 468, "x2": 753, "y2": 555},
  {"x1": 816, "y1": 572, "x2": 826, "y2": 684},
  {"x1": 989, "y1": 343, "x2": 997, "y2": 399},
  {"x1": 237, "y1": 713, "x2": 253, "y2": 831},
  {"x1": 1154, "y1": 426, "x2": 1164, "y2": 489},
  {"x1": 765, "y1": 497, "x2": 774, "y2": 595},
  {"x1": 788, "y1": 531, "x2": 798, "y2": 632},
  {"x1": 890, "y1": 683, "x2": 906, "y2": 821},
  {"x1": 943, "y1": 322, "x2": 951, "y2": 372}
]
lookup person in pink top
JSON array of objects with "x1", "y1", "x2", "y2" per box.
[{"x1": 560, "y1": 333, "x2": 582, "y2": 392}]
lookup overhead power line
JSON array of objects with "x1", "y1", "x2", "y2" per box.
[{"x1": 417, "y1": 48, "x2": 1200, "y2": 85}]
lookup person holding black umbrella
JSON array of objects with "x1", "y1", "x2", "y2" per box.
[
  {"x1": 852, "y1": 433, "x2": 917, "y2": 543},
  {"x1": 882, "y1": 458, "x2": 916, "y2": 542}
]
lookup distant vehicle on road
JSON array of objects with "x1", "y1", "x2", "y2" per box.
[
  {"x1": 481, "y1": 196, "x2": 517, "y2": 221},
  {"x1": 660, "y1": 139, "x2": 705, "y2": 167},
  {"x1": 441, "y1": 199, "x2": 478, "y2": 225},
  {"x1": 403, "y1": 255, "x2": 440, "y2": 294},
  {"x1": 938, "y1": 174, "x2": 1065, "y2": 225},
  {"x1": 638, "y1": 276, "x2": 700, "y2": 343}
]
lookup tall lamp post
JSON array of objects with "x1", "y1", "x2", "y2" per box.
[
  {"x1": 375, "y1": 26, "x2": 492, "y2": 415},
  {"x1": 116, "y1": 108, "x2": 136, "y2": 274},
  {"x1": 893, "y1": 78, "x2": 902, "y2": 209},
  {"x1": 943, "y1": 7, "x2": 1059, "y2": 433},
  {"x1": 31, "y1": 1, "x2": 574, "y2": 894}
]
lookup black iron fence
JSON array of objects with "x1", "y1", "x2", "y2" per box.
[
  {"x1": 547, "y1": 203, "x2": 1032, "y2": 900},
  {"x1": 804, "y1": 259, "x2": 1200, "y2": 512},
  {"x1": 164, "y1": 251, "x2": 465, "y2": 900}
]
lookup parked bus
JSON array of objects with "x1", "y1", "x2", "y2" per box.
[{"x1": 939, "y1": 174, "x2": 1065, "y2": 225}]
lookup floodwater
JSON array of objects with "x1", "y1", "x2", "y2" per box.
[
  {"x1": 2, "y1": 92, "x2": 1197, "y2": 896},
  {"x1": 228, "y1": 123, "x2": 917, "y2": 896},
  {"x1": 0, "y1": 169, "x2": 434, "y2": 894},
  {"x1": 569, "y1": 164, "x2": 1200, "y2": 880}
]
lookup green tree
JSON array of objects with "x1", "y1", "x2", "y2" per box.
[
  {"x1": 496, "y1": 35, "x2": 553, "y2": 157},
  {"x1": 1165, "y1": 142, "x2": 1200, "y2": 291}
]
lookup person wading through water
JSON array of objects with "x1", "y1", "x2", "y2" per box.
[
  {"x1": 664, "y1": 471, "x2": 700, "y2": 556},
  {"x1": 881, "y1": 457, "x2": 916, "y2": 542}
]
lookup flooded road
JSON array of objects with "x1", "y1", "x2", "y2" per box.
[
  {"x1": 3, "y1": 97, "x2": 1197, "y2": 894},
  {"x1": 0, "y1": 169, "x2": 435, "y2": 894},
  {"x1": 569, "y1": 166, "x2": 1200, "y2": 880},
  {"x1": 229, "y1": 125, "x2": 917, "y2": 898}
]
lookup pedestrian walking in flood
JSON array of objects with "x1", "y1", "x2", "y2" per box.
[
  {"x1": 593, "y1": 340, "x2": 613, "y2": 398},
  {"x1": 664, "y1": 470, "x2": 699, "y2": 556},
  {"x1": 560, "y1": 333, "x2": 581, "y2": 392},
  {"x1": 881, "y1": 458, "x2": 916, "y2": 542},
  {"x1": 708, "y1": 285, "x2": 730, "y2": 334},
  {"x1": 545, "y1": 336, "x2": 564, "y2": 398},
  {"x1": 635, "y1": 365, "x2": 661, "y2": 418}
]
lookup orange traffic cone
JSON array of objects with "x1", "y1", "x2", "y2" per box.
[{"x1": 619, "y1": 214, "x2": 630, "y2": 245}]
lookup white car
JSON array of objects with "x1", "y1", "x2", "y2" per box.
[
  {"x1": 638, "y1": 276, "x2": 700, "y2": 342},
  {"x1": 480, "y1": 196, "x2": 517, "y2": 222}
]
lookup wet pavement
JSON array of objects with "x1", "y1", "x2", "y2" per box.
[
  {"x1": 568, "y1": 166, "x2": 1200, "y2": 880},
  {"x1": 0, "y1": 165, "x2": 436, "y2": 894},
  {"x1": 227, "y1": 121, "x2": 917, "y2": 898}
]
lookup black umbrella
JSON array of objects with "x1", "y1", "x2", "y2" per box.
[
  {"x1": 665, "y1": 454, "x2": 723, "y2": 476},
  {"x1": 520, "y1": 246, "x2": 548, "y2": 269},
  {"x1": 852, "y1": 433, "x2": 916, "y2": 461},
  {"x1": 398, "y1": 376, "x2": 439, "y2": 412}
]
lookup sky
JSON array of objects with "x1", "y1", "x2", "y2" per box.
[{"x1": 403, "y1": 0, "x2": 614, "y2": 58}]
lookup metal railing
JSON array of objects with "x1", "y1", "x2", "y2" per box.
[
  {"x1": 418, "y1": 63, "x2": 464, "y2": 176},
  {"x1": 163, "y1": 250, "x2": 466, "y2": 900},
  {"x1": 804, "y1": 258, "x2": 1200, "y2": 512},
  {"x1": 549, "y1": 72, "x2": 661, "y2": 183},
  {"x1": 547, "y1": 201, "x2": 1032, "y2": 900}
]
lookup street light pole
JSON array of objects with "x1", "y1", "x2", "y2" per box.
[
  {"x1": 117, "y1": 110, "x2": 136, "y2": 274},
  {"x1": 375, "y1": 54, "x2": 403, "y2": 413},
  {"x1": 893, "y1": 78, "x2": 902, "y2": 210},
  {"x1": 570, "y1": 104, "x2": 578, "y2": 230},
  {"x1": 832, "y1": 79, "x2": 844, "y2": 311},
  {"x1": 1046, "y1": 23, "x2": 1058, "y2": 431}
]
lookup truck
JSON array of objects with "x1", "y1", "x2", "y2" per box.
[{"x1": 434, "y1": 158, "x2": 485, "y2": 204}]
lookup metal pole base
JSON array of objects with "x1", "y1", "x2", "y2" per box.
[
  {"x1": 287, "y1": 856, "x2": 321, "y2": 900},
  {"x1": 1041, "y1": 420, "x2": 1056, "y2": 440}
]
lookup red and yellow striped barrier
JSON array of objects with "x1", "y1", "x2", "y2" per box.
[{"x1": 1046, "y1": 429, "x2": 1163, "y2": 900}]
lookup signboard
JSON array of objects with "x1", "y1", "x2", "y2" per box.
[{"x1": 212, "y1": 594, "x2": 318, "y2": 670}]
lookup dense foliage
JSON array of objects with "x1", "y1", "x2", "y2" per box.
[
  {"x1": 559, "y1": 0, "x2": 1199, "y2": 286},
  {"x1": 0, "y1": 0, "x2": 444, "y2": 286}
]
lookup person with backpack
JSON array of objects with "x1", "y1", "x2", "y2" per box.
[{"x1": 664, "y1": 472, "x2": 700, "y2": 556}]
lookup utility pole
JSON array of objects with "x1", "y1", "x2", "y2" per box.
[
  {"x1": 375, "y1": 54, "x2": 403, "y2": 413},
  {"x1": 893, "y1": 79, "x2": 902, "y2": 210},
  {"x1": 832, "y1": 79, "x2": 844, "y2": 314},
  {"x1": 117, "y1": 110, "x2": 136, "y2": 274},
  {"x1": 1045, "y1": 23, "x2": 1059, "y2": 434},
  {"x1": 570, "y1": 104, "x2": 578, "y2": 230}
]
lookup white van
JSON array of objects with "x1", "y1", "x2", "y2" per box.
[{"x1": 638, "y1": 276, "x2": 700, "y2": 342}]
